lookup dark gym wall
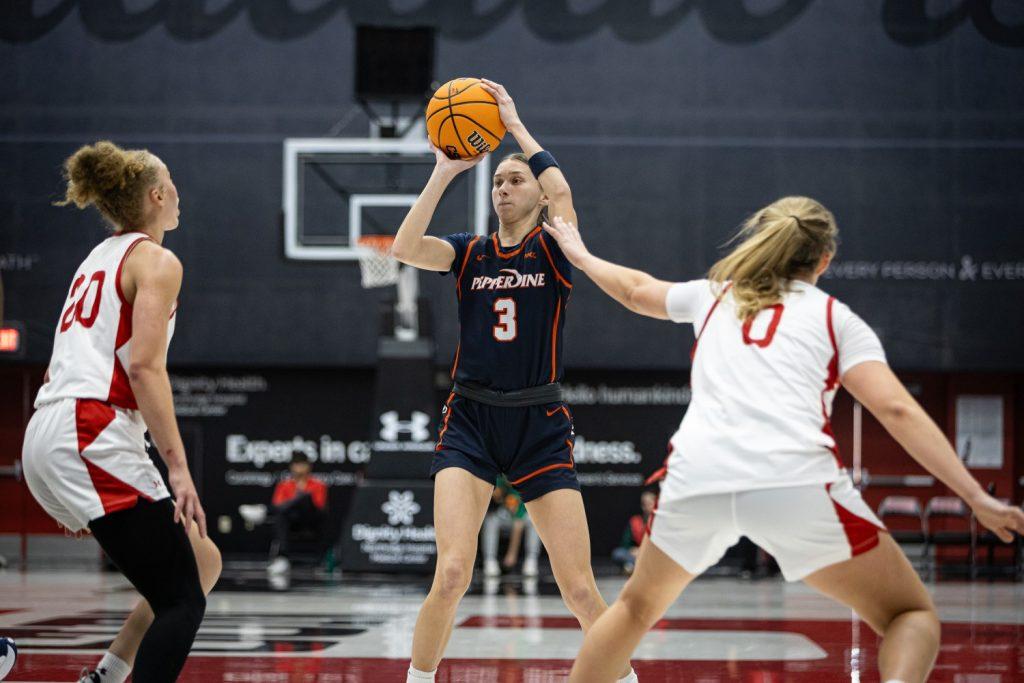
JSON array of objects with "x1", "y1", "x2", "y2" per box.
[{"x1": 3, "y1": 1, "x2": 1022, "y2": 370}]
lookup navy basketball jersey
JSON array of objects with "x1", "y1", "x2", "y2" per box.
[{"x1": 441, "y1": 226, "x2": 572, "y2": 391}]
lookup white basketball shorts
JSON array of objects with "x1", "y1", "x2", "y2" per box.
[
  {"x1": 648, "y1": 476, "x2": 887, "y2": 581},
  {"x1": 22, "y1": 398, "x2": 170, "y2": 532}
]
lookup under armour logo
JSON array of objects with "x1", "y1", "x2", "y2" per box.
[
  {"x1": 379, "y1": 411, "x2": 431, "y2": 442},
  {"x1": 381, "y1": 490, "x2": 421, "y2": 526}
]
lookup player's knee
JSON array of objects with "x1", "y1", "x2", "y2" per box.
[
  {"x1": 618, "y1": 585, "x2": 663, "y2": 630},
  {"x1": 887, "y1": 605, "x2": 940, "y2": 643},
  {"x1": 928, "y1": 611, "x2": 941, "y2": 645},
  {"x1": 152, "y1": 577, "x2": 206, "y2": 633},
  {"x1": 434, "y1": 557, "x2": 473, "y2": 601},
  {"x1": 870, "y1": 597, "x2": 939, "y2": 645},
  {"x1": 185, "y1": 590, "x2": 207, "y2": 631},
  {"x1": 200, "y1": 540, "x2": 223, "y2": 594},
  {"x1": 561, "y1": 579, "x2": 602, "y2": 618},
  {"x1": 921, "y1": 608, "x2": 941, "y2": 642}
]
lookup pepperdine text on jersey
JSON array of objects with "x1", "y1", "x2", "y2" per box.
[{"x1": 470, "y1": 269, "x2": 547, "y2": 291}]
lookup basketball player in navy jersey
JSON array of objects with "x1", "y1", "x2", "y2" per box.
[{"x1": 391, "y1": 79, "x2": 637, "y2": 683}]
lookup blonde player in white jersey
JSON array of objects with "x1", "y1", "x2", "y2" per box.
[
  {"x1": 21, "y1": 141, "x2": 221, "y2": 683},
  {"x1": 540, "y1": 197, "x2": 1024, "y2": 683}
]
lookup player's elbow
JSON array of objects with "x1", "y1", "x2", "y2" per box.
[
  {"x1": 546, "y1": 185, "x2": 572, "y2": 208},
  {"x1": 549, "y1": 183, "x2": 571, "y2": 199},
  {"x1": 390, "y1": 240, "x2": 416, "y2": 265},
  {"x1": 876, "y1": 397, "x2": 913, "y2": 425},
  {"x1": 389, "y1": 242, "x2": 408, "y2": 263},
  {"x1": 625, "y1": 287, "x2": 647, "y2": 315},
  {"x1": 127, "y1": 360, "x2": 163, "y2": 384}
]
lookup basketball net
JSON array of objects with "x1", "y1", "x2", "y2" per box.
[
  {"x1": 356, "y1": 235, "x2": 400, "y2": 289},
  {"x1": 356, "y1": 235, "x2": 419, "y2": 341}
]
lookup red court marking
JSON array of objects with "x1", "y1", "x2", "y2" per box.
[{"x1": 10, "y1": 619, "x2": 1023, "y2": 681}]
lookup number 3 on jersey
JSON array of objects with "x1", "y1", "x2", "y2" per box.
[{"x1": 493, "y1": 297, "x2": 517, "y2": 342}]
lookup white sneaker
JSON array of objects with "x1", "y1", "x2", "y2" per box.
[
  {"x1": 268, "y1": 573, "x2": 291, "y2": 591},
  {"x1": 483, "y1": 558, "x2": 501, "y2": 577},
  {"x1": 522, "y1": 556, "x2": 539, "y2": 577},
  {"x1": 267, "y1": 556, "x2": 291, "y2": 575},
  {"x1": 0, "y1": 638, "x2": 17, "y2": 680},
  {"x1": 77, "y1": 668, "x2": 100, "y2": 683}
]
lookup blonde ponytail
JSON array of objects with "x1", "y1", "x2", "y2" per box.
[
  {"x1": 55, "y1": 140, "x2": 159, "y2": 232},
  {"x1": 709, "y1": 196, "x2": 837, "y2": 320}
]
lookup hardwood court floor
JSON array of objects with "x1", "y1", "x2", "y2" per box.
[{"x1": 1, "y1": 567, "x2": 1021, "y2": 681}]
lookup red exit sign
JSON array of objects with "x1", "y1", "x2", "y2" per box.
[{"x1": 0, "y1": 323, "x2": 24, "y2": 356}]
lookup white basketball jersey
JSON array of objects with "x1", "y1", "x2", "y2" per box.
[
  {"x1": 35, "y1": 232, "x2": 177, "y2": 410},
  {"x1": 660, "y1": 279, "x2": 885, "y2": 501}
]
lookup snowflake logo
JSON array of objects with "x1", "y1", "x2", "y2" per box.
[{"x1": 381, "y1": 490, "x2": 420, "y2": 526}]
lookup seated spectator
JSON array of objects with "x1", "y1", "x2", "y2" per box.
[
  {"x1": 267, "y1": 451, "x2": 327, "y2": 574},
  {"x1": 612, "y1": 489, "x2": 657, "y2": 575},
  {"x1": 481, "y1": 475, "x2": 540, "y2": 577}
]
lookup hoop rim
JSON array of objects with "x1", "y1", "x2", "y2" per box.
[{"x1": 357, "y1": 234, "x2": 396, "y2": 254}]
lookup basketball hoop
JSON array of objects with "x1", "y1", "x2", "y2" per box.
[
  {"x1": 356, "y1": 235, "x2": 400, "y2": 288},
  {"x1": 356, "y1": 234, "x2": 420, "y2": 340}
]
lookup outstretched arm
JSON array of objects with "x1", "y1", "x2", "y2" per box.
[
  {"x1": 480, "y1": 79, "x2": 576, "y2": 226},
  {"x1": 843, "y1": 361, "x2": 1024, "y2": 542},
  {"x1": 391, "y1": 144, "x2": 485, "y2": 271},
  {"x1": 543, "y1": 216, "x2": 672, "y2": 319}
]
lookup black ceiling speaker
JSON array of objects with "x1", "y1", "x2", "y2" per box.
[{"x1": 355, "y1": 26, "x2": 436, "y2": 100}]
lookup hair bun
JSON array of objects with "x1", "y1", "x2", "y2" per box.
[
  {"x1": 66, "y1": 141, "x2": 135, "y2": 202},
  {"x1": 55, "y1": 140, "x2": 158, "y2": 231}
]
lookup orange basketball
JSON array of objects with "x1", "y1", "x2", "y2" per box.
[{"x1": 425, "y1": 77, "x2": 506, "y2": 159}]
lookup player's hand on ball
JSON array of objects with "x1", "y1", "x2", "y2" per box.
[
  {"x1": 543, "y1": 216, "x2": 590, "y2": 268},
  {"x1": 479, "y1": 79, "x2": 522, "y2": 130},
  {"x1": 970, "y1": 493, "x2": 1024, "y2": 543},
  {"x1": 431, "y1": 141, "x2": 486, "y2": 174}
]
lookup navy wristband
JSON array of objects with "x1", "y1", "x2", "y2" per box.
[{"x1": 528, "y1": 150, "x2": 559, "y2": 178}]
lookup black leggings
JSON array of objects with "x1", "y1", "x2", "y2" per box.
[{"x1": 89, "y1": 498, "x2": 206, "y2": 682}]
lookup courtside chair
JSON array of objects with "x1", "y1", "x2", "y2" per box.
[
  {"x1": 971, "y1": 495, "x2": 1021, "y2": 581},
  {"x1": 923, "y1": 496, "x2": 976, "y2": 581},
  {"x1": 877, "y1": 496, "x2": 928, "y2": 573}
]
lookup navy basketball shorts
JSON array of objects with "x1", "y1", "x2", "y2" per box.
[{"x1": 430, "y1": 394, "x2": 580, "y2": 502}]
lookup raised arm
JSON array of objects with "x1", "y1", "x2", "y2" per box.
[
  {"x1": 843, "y1": 361, "x2": 1024, "y2": 542},
  {"x1": 479, "y1": 79, "x2": 576, "y2": 226},
  {"x1": 391, "y1": 145, "x2": 485, "y2": 272},
  {"x1": 123, "y1": 242, "x2": 206, "y2": 537},
  {"x1": 543, "y1": 216, "x2": 672, "y2": 319}
]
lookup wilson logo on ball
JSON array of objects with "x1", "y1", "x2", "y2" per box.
[{"x1": 467, "y1": 131, "x2": 491, "y2": 154}]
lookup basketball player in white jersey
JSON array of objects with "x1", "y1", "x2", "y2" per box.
[
  {"x1": 541, "y1": 198, "x2": 1024, "y2": 683},
  {"x1": 21, "y1": 141, "x2": 221, "y2": 683}
]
